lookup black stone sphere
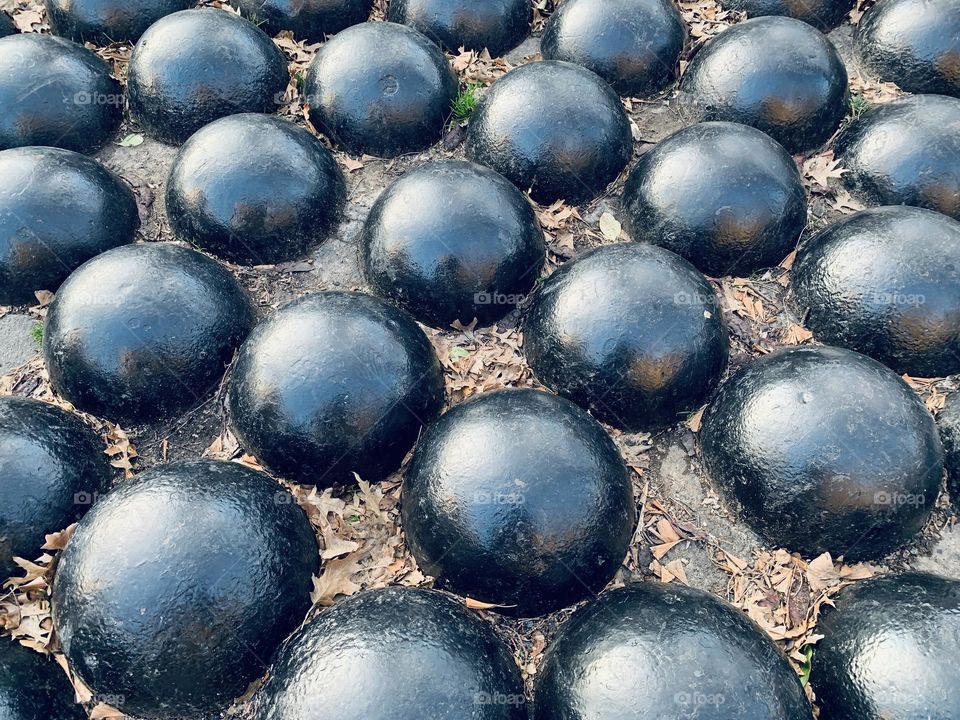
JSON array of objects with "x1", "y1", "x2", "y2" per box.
[
  {"x1": 304, "y1": 21, "x2": 458, "y2": 157},
  {"x1": 0, "y1": 11, "x2": 16, "y2": 37},
  {"x1": 834, "y1": 95, "x2": 960, "y2": 220},
  {"x1": 228, "y1": 291, "x2": 444, "y2": 487},
  {"x1": 0, "y1": 147, "x2": 139, "y2": 306},
  {"x1": 232, "y1": 0, "x2": 372, "y2": 41},
  {"x1": 0, "y1": 641, "x2": 86, "y2": 720},
  {"x1": 622, "y1": 122, "x2": 807, "y2": 277},
  {"x1": 52, "y1": 459, "x2": 319, "y2": 720},
  {"x1": 360, "y1": 160, "x2": 545, "y2": 327},
  {"x1": 167, "y1": 114, "x2": 345, "y2": 265},
  {"x1": 532, "y1": 582, "x2": 811, "y2": 720},
  {"x1": 524, "y1": 243, "x2": 729, "y2": 432},
  {"x1": 388, "y1": 0, "x2": 531, "y2": 57},
  {"x1": 0, "y1": 397, "x2": 110, "y2": 578},
  {"x1": 0, "y1": 34, "x2": 121, "y2": 153},
  {"x1": 44, "y1": 243, "x2": 254, "y2": 424},
  {"x1": 466, "y1": 60, "x2": 633, "y2": 204},
  {"x1": 44, "y1": 0, "x2": 194, "y2": 45},
  {"x1": 254, "y1": 587, "x2": 526, "y2": 720},
  {"x1": 855, "y1": 0, "x2": 960, "y2": 97},
  {"x1": 937, "y1": 393, "x2": 960, "y2": 503},
  {"x1": 718, "y1": 0, "x2": 855, "y2": 31},
  {"x1": 678, "y1": 16, "x2": 849, "y2": 154},
  {"x1": 792, "y1": 206, "x2": 960, "y2": 377},
  {"x1": 815, "y1": 572, "x2": 960, "y2": 719},
  {"x1": 540, "y1": 0, "x2": 686, "y2": 97},
  {"x1": 700, "y1": 346, "x2": 944, "y2": 561},
  {"x1": 127, "y1": 9, "x2": 288, "y2": 145},
  {"x1": 402, "y1": 388, "x2": 636, "y2": 617}
]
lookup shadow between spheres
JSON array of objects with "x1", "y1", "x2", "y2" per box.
[
  {"x1": 0, "y1": 640, "x2": 86, "y2": 720},
  {"x1": 44, "y1": 0, "x2": 195, "y2": 45},
  {"x1": 937, "y1": 392, "x2": 960, "y2": 503},
  {"x1": 717, "y1": 0, "x2": 855, "y2": 31},
  {"x1": 231, "y1": 0, "x2": 373, "y2": 42},
  {"x1": 388, "y1": 0, "x2": 531, "y2": 57}
]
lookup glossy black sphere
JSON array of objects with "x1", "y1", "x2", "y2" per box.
[
  {"x1": 44, "y1": 243, "x2": 254, "y2": 424},
  {"x1": 524, "y1": 243, "x2": 728, "y2": 431},
  {"x1": 388, "y1": 0, "x2": 531, "y2": 56},
  {"x1": 622, "y1": 121, "x2": 807, "y2": 276},
  {"x1": 855, "y1": 0, "x2": 960, "y2": 97},
  {"x1": 255, "y1": 587, "x2": 526, "y2": 720},
  {"x1": 44, "y1": 0, "x2": 194, "y2": 44},
  {"x1": 533, "y1": 582, "x2": 811, "y2": 720},
  {"x1": 52, "y1": 459, "x2": 318, "y2": 720},
  {"x1": 360, "y1": 160, "x2": 545, "y2": 327},
  {"x1": 466, "y1": 60, "x2": 633, "y2": 204},
  {"x1": 540, "y1": 0, "x2": 686, "y2": 97},
  {"x1": 792, "y1": 206, "x2": 960, "y2": 377},
  {"x1": 834, "y1": 94, "x2": 960, "y2": 220},
  {"x1": 937, "y1": 393, "x2": 960, "y2": 503},
  {"x1": 0, "y1": 147, "x2": 139, "y2": 306},
  {"x1": 127, "y1": 9, "x2": 288, "y2": 145},
  {"x1": 0, "y1": 12, "x2": 16, "y2": 37},
  {"x1": 678, "y1": 16, "x2": 849, "y2": 154},
  {"x1": 0, "y1": 34, "x2": 121, "y2": 153},
  {"x1": 305, "y1": 21, "x2": 458, "y2": 157},
  {"x1": 718, "y1": 0, "x2": 855, "y2": 31},
  {"x1": 0, "y1": 641, "x2": 86, "y2": 720},
  {"x1": 167, "y1": 114, "x2": 345, "y2": 265},
  {"x1": 700, "y1": 346, "x2": 944, "y2": 561},
  {"x1": 402, "y1": 388, "x2": 636, "y2": 617},
  {"x1": 0, "y1": 397, "x2": 110, "y2": 577},
  {"x1": 815, "y1": 572, "x2": 960, "y2": 719},
  {"x1": 228, "y1": 291, "x2": 444, "y2": 487},
  {"x1": 232, "y1": 0, "x2": 372, "y2": 41}
]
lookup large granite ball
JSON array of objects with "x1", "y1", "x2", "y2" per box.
[
  {"x1": 678, "y1": 16, "x2": 849, "y2": 154},
  {"x1": 167, "y1": 114, "x2": 345, "y2": 265},
  {"x1": 622, "y1": 121, "x2": 807, "y2": 277},
  {"x1": 855, "y1": 0, "x2": 960, "y2": 97},
  {"x1": 228, "y1": 291, "x2": 444, "y2": 487},
  {"x1": 718, "y1": 0, "x2": 855, "y2": 31},
  {"x1": 700, "y1": 346, "x2": 944, "y2": 561},
  {"x1": 937, "y1": 393, "x2": 960, "y2": 503},
  {"x1": 0, "y1": 641, "x2": 86, "y2": 720},
  {"x1": 792, "y1": 206, "x2": 960, "y2": 377},
  {"x1": 0, "y1": 34, "x2": 121, "y2": 153},
  {"x1": 304, "y1": 21, "x2": 457, "y2": 157},
  {"x1": 533, "y1": 582, "x2": 811, "y2": 720},
  {"x1": 540, "y1": 0, "x2": 686, "y2": 97},
  {"x1": 127, "y1": 9, "x2": 288, "y2": 145},
  {"x1": 52, "y1": 460, "x2": 318, "y2": 720},
  {"x1": 466, "y1": 60, "x2": 633, "y2": 204},
  {"x1": 0, "y1": 147, "x2": 139, "y2": 306},
  {"x1": 815, "y1": 572, "x2": 960, "y2": 719},
  {"x1": 388, "y1": 0, "x2": 531, "y2": 56},
  {"x1": 231, "y1": 0, "x2": 372, "y2": 41},
  {"x1": 834, "y1": 94, "x2": 960, "y2": 220},
  {"x1": 402, "y1": 388, "x2": 636, "y2": 617},
  {"x1": 0, "y1": 11, "x2": 16, "y2": 36},
  {"x1": 360, "y1": 160, "x2": 545, "y2": 327},
  {"x1": 0, "y1": 397, "x2": 110, "y2": 578},
  {"x1": 44, "y1": 0, "x2": 194, "y2": 44},
  {"x1": 44, "y1": 243, "x2": 254, "y2": 424},
  {"x1": 524, "y1": 243, "x2": 728, "y2": 432},
  {"x1": 254, "y1": 587, "x2": 526, "y2": 720}
]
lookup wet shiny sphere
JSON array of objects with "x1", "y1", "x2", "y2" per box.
[
  {"x1": 127, "y1": 9, "x2": 288, "y2": 145},
  {"x1": 43, "y1": 243, "x2": 254, "y2": 424},
  {"x1": 622, "y1": 121, "x2": 807, "y2": 276},
  {"x1": 679, "y1": 16, "x2": 849, "y2": 154},
  {"x1": 402, "y1": 388, "x2": 636, "y2": 617},
  {"x1": 360, "y1": 160, "x2": 545, "y2": 327},
  {"x1": 792, "y1": 206, "x2": 960, "y2": 377},
  {"x1": 815, "y1": 572, "x2": 960, "y2": 719},
  {"x1": 0, "y1": 34, "x2": 121, "y2": 153},
  {"x1": 52, "y1": 460, "x2": 319, "y2": 720},
  {"x1": 540, "y1": 0, "x2": 686, "y2": 97},
  {"x1": 718, "y1": 0, "x2": 855, "y2": 31},
  {"x1": 304, "y1": 21, "x2": 458, "y2": 157},
  {"x1": 700, "y1": 346, "x2": 944, "y2": 561},
  {"x1": 228, "y1": 291, "x2": 444, "y2": 487},
  {"x1": 0, "y1": 147, "x2": 139, "y2": 306},
  {"x1": 232, "y1": 0, "x2": 372, "y2": 41},
  {"x1": 533, "y1": 582, "x2": 811, "y2": 720},
  {"x1": 0, "y1": 641, "x2": 86, "y2": 720},
  {"x1": 466, "y1": 60, "x2": 633, "y2": 204},
  {"x1": 388, "y1": 0, "x2": 531, "y2": 56},
  {"x1": 524, "y1": 243, "x2": 729, "y2": 431},
  {"x1": 167, "y1": 114, "x2": 346, "y2": 265},
  {"x1": 0, "y1": 12, "x2": 16, "y2": 36},
  {"x1": 44, "y1": 0, "x2": 194, "y2": 44}
]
